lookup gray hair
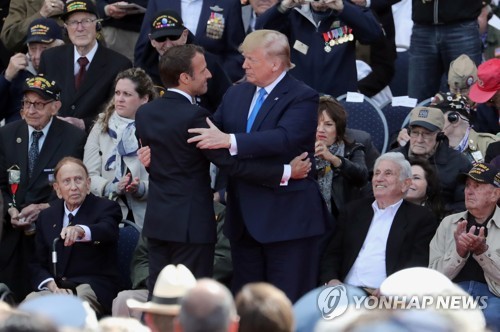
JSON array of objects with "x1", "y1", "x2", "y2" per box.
[
  {"x1": 179, "y1": 279, "x2": 237, "y2": 332},
  {"x1": 374, "y1": 152, "x2": 412, "y2": 182}
]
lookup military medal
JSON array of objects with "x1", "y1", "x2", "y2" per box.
[
  {"x1": 322, "y1": 32, "x2": 333, "y2": 52},
  {"x1": 206, "y1": 12, "x2": 225, "y2": 40}
]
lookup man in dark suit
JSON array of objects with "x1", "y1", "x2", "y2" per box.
[
  {"x1": 27, "y1": 157, "x2": 122, "y2": 315},
  {"x1": 135, "y1": 44, "x2": 311, "y2": 299},
  {"x1": 38, "y1": 0, "x2": 132, "y2": 132},
  {"x1": 188, "y1": 30, "x2": 331, "y2": 302},
  {"x1": 140, "y1": 10, "x2": 232, "y2": 113},
  {"x1": 0, "y1": 75, "x2": 86, "y2": 303},
  {"x1": 320, "y1": 152, "x2": 438, "y2": 294},
  {"x1": 134, "y1": 0, "x2": 245, "y2": 82}
]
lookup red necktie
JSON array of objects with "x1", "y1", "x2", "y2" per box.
[{"x1": 75, "y1": 57, "x2": 89, "y2": 90}]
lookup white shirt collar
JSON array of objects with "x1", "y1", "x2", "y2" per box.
[
  {"x1": 28, "y1": 116, "x2": 53, "y2": 138},
  {"x1": 258, "y1": 71, "x2": 286, "y2": 96},
  {"x1": 168, "y1": 88, "x2": 195, "y2": 104},
  {"x1": 73, "y1": 41, "x2": 98, "y2": 65}
]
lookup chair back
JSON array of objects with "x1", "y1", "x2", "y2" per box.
[
  {"x1": 337, "y1": 94, "x2": 389, "y2": 153},
  {"x1": 117, "y1": 220, "x2": 141, "y2": 289}
]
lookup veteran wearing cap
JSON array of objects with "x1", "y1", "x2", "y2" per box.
[
  {"x1": 432, "y1": 92, "x2": 498, "y2": 164},
  {"x1": 430, "y1": 162, "x2": 500, "y2": 329},
  {"x1": 392, "y1": 106, "x2": 472, "y2": 216},
  {"x1": 0, "y1": 75, "x2": 86, "y2": 303},
  {"x1": 140, "y1": 10, "x2": 231, "y2": 113},
  {"x1": 127, "y1": 264, "x2": 196, "y2": 332},
  {"x1": 0, "y1": 18, "x2": 63, "y2": 124},
  {"x1": 469, "y1": 58, "x2": 500, "y2": 135},
  {"x1": 447, "y1": 54, "x2": 478, "y2": 95},
  {"x1": 38, "y1": 0, "x2": 132, "y2": 132}
]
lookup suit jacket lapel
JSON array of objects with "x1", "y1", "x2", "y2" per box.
[
  {"x1": 238, "y1": 84, "x2": 256, "y2": 132},
  {"x1": 385, "y1": 202, "x2": 409, "y2": 274},
  {"x1": 347, "y1": 203, "x2": 374, "y2": 269},
  {"x1": 197, "y1": 0, "x2": 215, "y2": 37},
  {"x1": 14, "y1": 123, "x2": 30, "y2": 191},
  {"x1": 28, "y1": 119, "x2": 63, "y2": 189},
  {"x1": 250, "y1": 73, "x2": 291, "y2": 132}
]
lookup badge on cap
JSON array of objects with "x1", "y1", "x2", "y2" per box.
[{"x1": 418, "y1": 109, "x2": 429, "y2": 118}]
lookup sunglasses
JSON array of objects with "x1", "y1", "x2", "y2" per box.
[{"x1": 152, "y1": 34, "x2": 183, "y2": 43}]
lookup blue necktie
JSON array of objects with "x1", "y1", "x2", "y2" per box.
[
  {"x1": 28, "y1": 131, "x2": 43, "y2": 177},
  {"x1": 246, "y1": 88, "x2": 267, "y2": 132}
]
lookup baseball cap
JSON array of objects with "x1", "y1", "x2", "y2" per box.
[
  {"x1": 448, "y1": 54, "x2": 477, "y2": 92},
  {"x1": 458, "y1": 162, "x2": 500, "y2": 188},
  {"x1": 468, "y1": 58, "x2": 500, "y2": 103},
  {"x1": 409, "y1": 106, "x2": 444, "y2": 132},
  {"x1": 150, "y1": 10, "x2": 185, "y2": 41},
  {"x1": 431, "y1": 92, "x2": 471, "y2": 120},
  {"x1": 26, "y1": 18, "x2": 62, "y2": 44},
  {"x1": 61, "y1": 0, "x2": 98, "y2": 21},
  {"x1": 23, "y1": 75, "x2": 61, "y2": 101}
]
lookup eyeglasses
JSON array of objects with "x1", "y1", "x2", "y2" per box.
[
  {"x1": 150, "y1": 34, "x2": 182, "y2": 43},
  {"x1": 409, "y1": 129, "x2": 437, "y2": 140},
  {"x1": 22, "y1": 99, "x2": 54, "y2": 110},
  {"x1": 65, "y1": 18, "x2": 98, "y2": 29}
]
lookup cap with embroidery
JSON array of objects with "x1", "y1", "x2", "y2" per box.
[
  {"x1": 448, "y1": 54, "x2": 478, "y2": 91},
  {"x1": 458, "y1": 163, "x2": 500, "y2": 188},
  {"x1": 409, "y1": 106, "x2": 444, "y2": 132},
  {"x1": 431, "y1": 92, "x2": 471, "y2": 120},
  {"x1": 468, "y1": 58, "x2": 500, "y2": 103},
  {"x1": 150, "y1": 10, "x2": 185, "y2": 40},
  {"x1": 26, "y1": 18, "x2": 62, "y2": 44},
  {"x1": 61, "y1": 0, "x2": 98, "y2": 21},
  {"x1": 23, "y1": 75, "x2": 61, "y2": 101}
]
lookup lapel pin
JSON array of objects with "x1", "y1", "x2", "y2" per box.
[
  {"x1": 210, "y1": 5, "x2": 223, "y2": 11},
  {"x1": 274, "y1": 97, "x2": 279, "y2": 101},
  {"x1": 16, "y1": 137, "x2": 22, "y2": 143},
  {"x1": 53, "y1": 224, "x2": 56, "y2": 228}
]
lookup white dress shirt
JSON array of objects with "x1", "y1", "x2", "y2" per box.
[{"x1": 344, "y1": 199, "x2": 403, "y2": 288}]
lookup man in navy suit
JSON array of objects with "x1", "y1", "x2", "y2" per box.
[
  {"x1": 39, "y1": 0, "x2": 132, "y2": 132},
  {"x1": 188, "y1": 30, "x2": 331, "y2": 302},
  {"x1": 134, "y1": 0, "x2": 245, "y2": 82},
  {"x1": 320, "y1": 152, "x2": 438, "y2": 294},
  {"x1": 27, "y1": 157, "x2": 122, "y2": 315},
  {"x1": 135, "y1": 44, "x2": 311, "y2": 300},
  {"x1": 0, "y1": 75, "x2": 86, "y2": 303}
]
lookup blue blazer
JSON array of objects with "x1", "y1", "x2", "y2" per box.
[
  {"x1": 135, "y1": 91, "x2": 285, "y2": 244},
  {"x1": 30, "y1": 194, "x2": 122, "y2": 313},
  {"x1": 134, "y1": 0, "x2": 245, "y2": 82},
  {"x1": 213, "y1": 73, "x2": 331, "y2": 243}
]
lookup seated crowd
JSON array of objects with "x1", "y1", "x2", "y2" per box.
[{"x1": 0, "y1": 0, "x2": 499, "y2": 331}]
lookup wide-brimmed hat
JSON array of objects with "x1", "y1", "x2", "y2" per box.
[{"x1": 127, "y1": 264, "x2": 196, "y2": 315}]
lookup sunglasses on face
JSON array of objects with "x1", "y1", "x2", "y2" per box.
[{"x1": 152, "y1": 34, "x2": 182, "y2": 43}]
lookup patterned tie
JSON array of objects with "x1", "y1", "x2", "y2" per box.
[
  {"x1": 28, "y1": 131, "x2": 43, "y2": 177},
  {"x1": 67, "y1": 213, "x2": 74, "y2": 227},
  {"x1": 246, "y1": 88, "x2": 267, "y2": 133},
  {"x1": 75, "y1": 56, "x2": 89, "y2": 90}
]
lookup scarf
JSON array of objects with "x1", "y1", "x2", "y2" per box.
[
  {"x1": 104, "y1": 112, "x2": 138, "y2": 183},
  {"x1": 316, "y1": 141, "x2": 345, "y2": 213}
]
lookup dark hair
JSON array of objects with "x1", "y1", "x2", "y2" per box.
[
  {"x1": 100, "y1": 67, "x2": 157, "y2": 133},
  {"x1": 318, "y1": 95, "x2": 349, "y2": 144},
  {"x1": 54, "y1": 156, "x2": 89, "y2": 180},
  {"x1": 409, "y1": 158, "x2": 444, "y2": 219},
  {"x1": 159, "y1": 44, "x2": 204, "y2": 88}
]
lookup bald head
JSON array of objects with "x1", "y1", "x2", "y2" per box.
[{"x1": 178, "y1": 279, "x2": 238, "y2": 332}]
